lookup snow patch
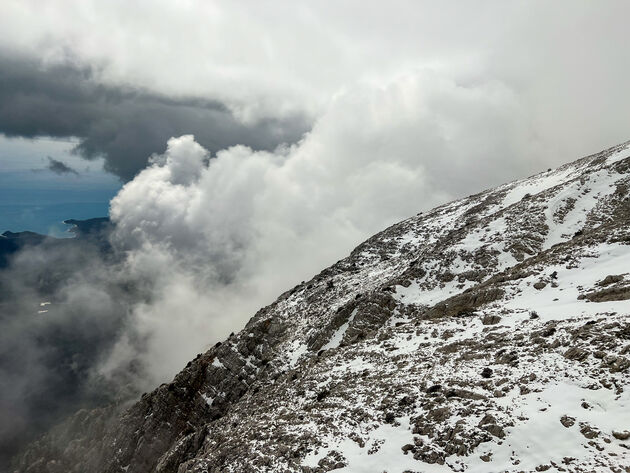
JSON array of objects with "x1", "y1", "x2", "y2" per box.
[
  {"x1": 322, "y1": 309, "x2": 358, "y2": 350},
  {"x1": 287, "y1": 340, "x2": 309, "y2": 367}
]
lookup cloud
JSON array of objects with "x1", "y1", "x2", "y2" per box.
[
  {"x1": 0, "y1": 2, "x2": 629, "y2": 182},
  {"x1": 0, "y1": 1, "x2": 628, "y2": 137},
  {"x1": 46, "y1": 156, "x2": 79, "y2": 175},
  {"x1": 0, "y1": 53, "x2": 309, "y2": 180},
  {"x1": 0, "y1": 1, "x2": 523, "y2": 120},
  {"x1": 101, "y1": 70, "x2": 551, "y2": 388},
  {"x1": 0, "y1": 236, "x2": 129, "y2": 466}
]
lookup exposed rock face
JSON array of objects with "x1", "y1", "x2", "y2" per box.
[{"x1": 12, "y1": 141, "x2": 630, "y2": 472}]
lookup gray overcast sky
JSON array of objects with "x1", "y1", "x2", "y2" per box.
[{"x1": 0, "y1": 0, "x2": 629, "y2": 182}]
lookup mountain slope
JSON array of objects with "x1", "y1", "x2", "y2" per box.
[{"x1": 14, "y1": 141, "x2": 630, "y2": 473}]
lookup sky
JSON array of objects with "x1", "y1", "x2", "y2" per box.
[
  {"x1": 0, "y1": 135, "x2": 119, "y2": 235},
  {"x1": 0, "y1": 0, "x2": 629, "y2": 460}
]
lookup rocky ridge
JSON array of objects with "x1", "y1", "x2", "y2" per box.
[{"x1": 13, "y1": 141, "x2": 630, "y2": 472}]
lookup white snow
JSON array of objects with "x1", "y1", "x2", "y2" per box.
[
  {"x1": 38, "y1": 301, "x2": 52, "y2": 314},
  {"x1": 397, "y1": 230, "x2": 421, "y2": 247},
  {"x1": 463, "y1": 381, "x2": 630, "y2": 472},
  {"x1": 303, "y1": 417, "x2": 456, "y2": 473},
  {"x1": 543, "y1": 169, "x2": 618, "y2": 249},
  {"x1": 201, "y1": 393, "x2": 214, "y2": 406},
  {"x1": 606, "y1": 145, "x2": 630, "y2": 164},
  {"x1": 501, "y1": 242, "x2": 630, "y2": 323},
  {"x1": 394, "y1": 279, "x2": 476, "y2": 307},
  {"x1": 321, "y1": 309, "x2": 358, "y2": 350},
  {"x1": 500, "y1": 167, "x2": 576, "y2": 208},
  {"x1": 286, "y1": 340, "x2": 309, "y2": 367}
]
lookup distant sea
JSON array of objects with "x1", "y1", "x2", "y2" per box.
[
  {"x1": 0, "y1": 177, "x2": 119, "y2": 237},
  {"x1": 0, "y1": 136, "x2": 122, "y2": 237},
  {"x1": 0, "y1": 201, "x2": 111, "y2": 237}
]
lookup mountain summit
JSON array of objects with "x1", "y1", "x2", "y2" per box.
[{"x1": 14, "y1": 141, "x2": 630, "y2": 472}]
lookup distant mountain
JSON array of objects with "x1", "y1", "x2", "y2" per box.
[
  {"x1": 0, "y1": 217, "x2": 111, "y2": 269},
  {"x1": 13, "y1": 141, "x2": 630, "y2": 472},
  {"x1": 0, "y1": 230, "x2": 48, "y2": 269},
  {"x1": 64, "y1": 217, "x2": 112, "y2": 238}
]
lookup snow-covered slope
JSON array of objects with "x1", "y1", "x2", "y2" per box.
[{"x1": 14, "y1": 141, "x2": 630, "y2": 473}]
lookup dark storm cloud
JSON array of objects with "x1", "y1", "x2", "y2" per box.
[
  {"x1": 0, "y1": 54, "x2": 309, "y2": 180},
  {"x1": 46, "y1": 156, "x2": 79, "y2": 175}
]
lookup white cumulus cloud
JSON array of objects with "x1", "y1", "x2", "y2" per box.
[{"x1": 102, "y1": 70, "x2": 548, "y2": 387}]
